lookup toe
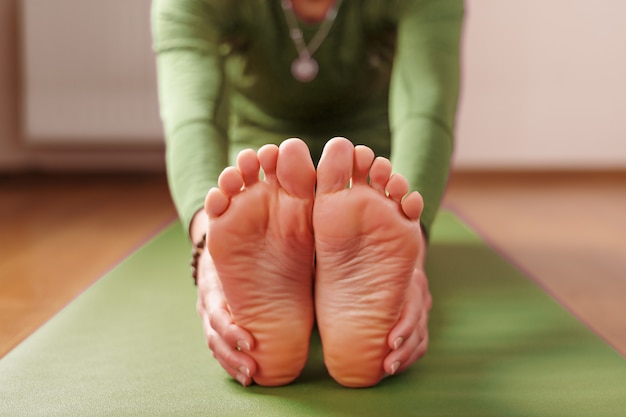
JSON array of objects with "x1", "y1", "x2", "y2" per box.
[
  {"x1": 237, "y1": 149, "x2": 261, "y2": 187},
  {"x1": 386, "y1": 174, "x2": 409, "y2": 203},
  {"x1": 258, "y1": 144, "x2": 279, "y2": 182},
  {"x1": 401, "y1": 191, "x2": 423, "y2": 221},
  {"x1": 368, "y1": 157, "x2": 392, "y2": 194},
  {"x1": 276, "y1": 138, "x2": 316, "y2": 199},
  {"x1": 218, "y1": 166, "x2": 244, "y2": 196},
  {"x1": 205, "y1": 187, "x2": 230, "y2": 218},
  {"x1": 316, "y1": 137, "x2": 354, "y2": 194},
  {"x1": 353, "y1": 145, "x2": 375, "y2": 186}
]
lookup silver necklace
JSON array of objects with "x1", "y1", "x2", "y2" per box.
[{"x1": 281, "y1": 0, "x2": 342, "y2": 82}]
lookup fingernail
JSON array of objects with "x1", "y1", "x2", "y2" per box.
[
  {"x1": 390, "y1": 361, "x2": 400, "y2": 375},
  {"x1": 238, "y1": 366, "x2": 251, "y2": 378},
  {"x1": 237, "y1": 340, "x2": 250, "y2": 351},
  {"x1": 393, "y1": 337, "x2": 404, "y2": 350},
  {"x1": 236, "y1": 373, "x2": 248, "y2": 386}
]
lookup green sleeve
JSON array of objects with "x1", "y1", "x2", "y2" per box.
[
  {"x1": 390, "y1": 0, "x2": 464, "y2": 238},
  {"x1": 151, "y1": 0, "x2": 229, "y2": 235}
]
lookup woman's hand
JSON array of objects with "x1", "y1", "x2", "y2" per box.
[
  {"x1": 196, "y1": 248, "x2": 258, "y2": 386},
  {"x1": 383, "y1": 267, "x2": 432, "y2": 376},
  {"x1": 383, "y1": 232, "x2": 432, "y2": 376}
]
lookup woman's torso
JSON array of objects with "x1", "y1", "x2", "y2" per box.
[{"x1": 208, "y1": 0, "x2": 403, "y2": 160}]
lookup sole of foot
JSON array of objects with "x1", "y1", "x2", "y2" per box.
[
  {"x1": 313, "y1": 137, "x2": 423, "y2": 388},
  {"x1": 205, "y1": 138, "x2": 316, "y2": 386}
]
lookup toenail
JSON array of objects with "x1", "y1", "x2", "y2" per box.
[
  {"x1": 390, "y1": 361, "x2": 400, "y2": 375},
  {"x1": 393, "y1": 337, "x2": 404, "y2": 350},
  {"x1": 238, "y1": 366, "x2": 251, "y2": 378},
  {"x1": 237, "y1": 340, "x2": 251, "y2": 351}
]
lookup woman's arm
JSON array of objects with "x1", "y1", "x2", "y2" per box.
[
  {"x1": 153, "y1": 0, "x2": 258, "y2": 386},
  {"x1": 389, "y1": 0, "x2": 464, "y2": 238},
  {"x1": 152, "y1": 0, "x2": 230, "y2": 236},
  {"x1": 382, "y1": 0, "x2": 463, "y2": 376}
]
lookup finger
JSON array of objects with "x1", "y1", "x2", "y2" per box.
[
  {"x1": 387, "y1": 267, "x2": 431, "y2": 350},
  {"x1": 196, "y1": 295, "x2": 206, "y2": 318},
  {"x1": 207, "y1": 327, "x2": 258, "y2": 380},
  {"x1": 418, "y1": 307, "x2": 429, "y2": 334},
  {"x1": 404, "y1": 315, "x2": 430, "y2": 368},
  {"x1": 215, "y1": 355, "x2": 252, "y2": 387},
  {"x1": 201, "y1": 270, "x2": 255, "y2": 351},
  {"x1": 401, "y1": 332, "x2": 429, "y2": 372},
  {"x1": 415, "y1": 271, "x2": 432, "y2": 311},
  {"x1": 387, "y1": 294, "x2": 423, "y2": 351},
  {"x1": 397, "y1": 335, "x2": 429, "y2": 376},
  {"x1": 208, "y1": 306, "x2": 255, "y2": 352},
  {"x1": 383, "y1": 323, "x2": 422, "y2": 375},
  {"x1": 385, "y1": 308, "x2": 430, "y2": 375},
  {"x1": 199, "y1": 305, "x2": 212, "y2": 340},
  {"x1": 384, "y1": 324, "x2": 430, "y2": 376},
  {"x1": 199, "y1": 304, "x2": 258, "y2": 379}
]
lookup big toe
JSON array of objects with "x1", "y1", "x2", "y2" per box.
[
  {"x1": 276, "y1": 138, "x2": 316, "y2": 199},
  {"x1": 316, "y1": 137, "x2": 354, "y2": 194}
]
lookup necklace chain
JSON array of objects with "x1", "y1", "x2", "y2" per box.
[{"x1": 281, "y1": 0, "x2": 342, "y2": 81}]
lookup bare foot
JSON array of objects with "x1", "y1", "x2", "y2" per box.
[
  {"x1": 313, "y1": 137, "x2": 423, "y2": 388},
  {"x1": 205, "y1": 138, "x2": 316, "y2": 386}
]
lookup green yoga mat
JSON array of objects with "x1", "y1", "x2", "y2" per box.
[{"x1": 1, "y1": 212, "x2": 624, "y2": 416}]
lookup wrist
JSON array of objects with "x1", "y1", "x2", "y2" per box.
[
  {"x1": 189, "y1": 208, "x2": 208, "y2": 245},
  {"x1": 191, "y1": 233, "x2": 207, "y2": 286},
  {"x1": 190, "y1": 208, "x2": 208, "y2": 286}
]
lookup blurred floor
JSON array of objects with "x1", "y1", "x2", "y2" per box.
[
  {"x1": 0, "y1": 171, "x2": 624, "y2": 358},
  {"x1": 0, "y1": 173, "x2": 176, "y2": 357},
  {"x1": 444, "y1": 171, "x2": 626, "y2": 356}
]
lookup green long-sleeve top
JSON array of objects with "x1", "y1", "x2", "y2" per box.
[{"x1": 152, "y1": 0, "x2": 463, "y2": 238}]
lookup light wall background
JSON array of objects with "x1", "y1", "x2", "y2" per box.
[
  {"x1": 0, "y1": 0, "x2": 625, "y2": 172},
  {"x1": 455, "y1": 0, "x2": 626, "y2": 169}
]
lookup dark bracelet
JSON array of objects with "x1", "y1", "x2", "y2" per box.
[{"x1": 190, "y1": 233, "x2": 207, "y2": 286}]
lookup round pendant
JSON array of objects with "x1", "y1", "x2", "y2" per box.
[{"x1": 291, "y1": 56, "x2": 319, "y2": 82}]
